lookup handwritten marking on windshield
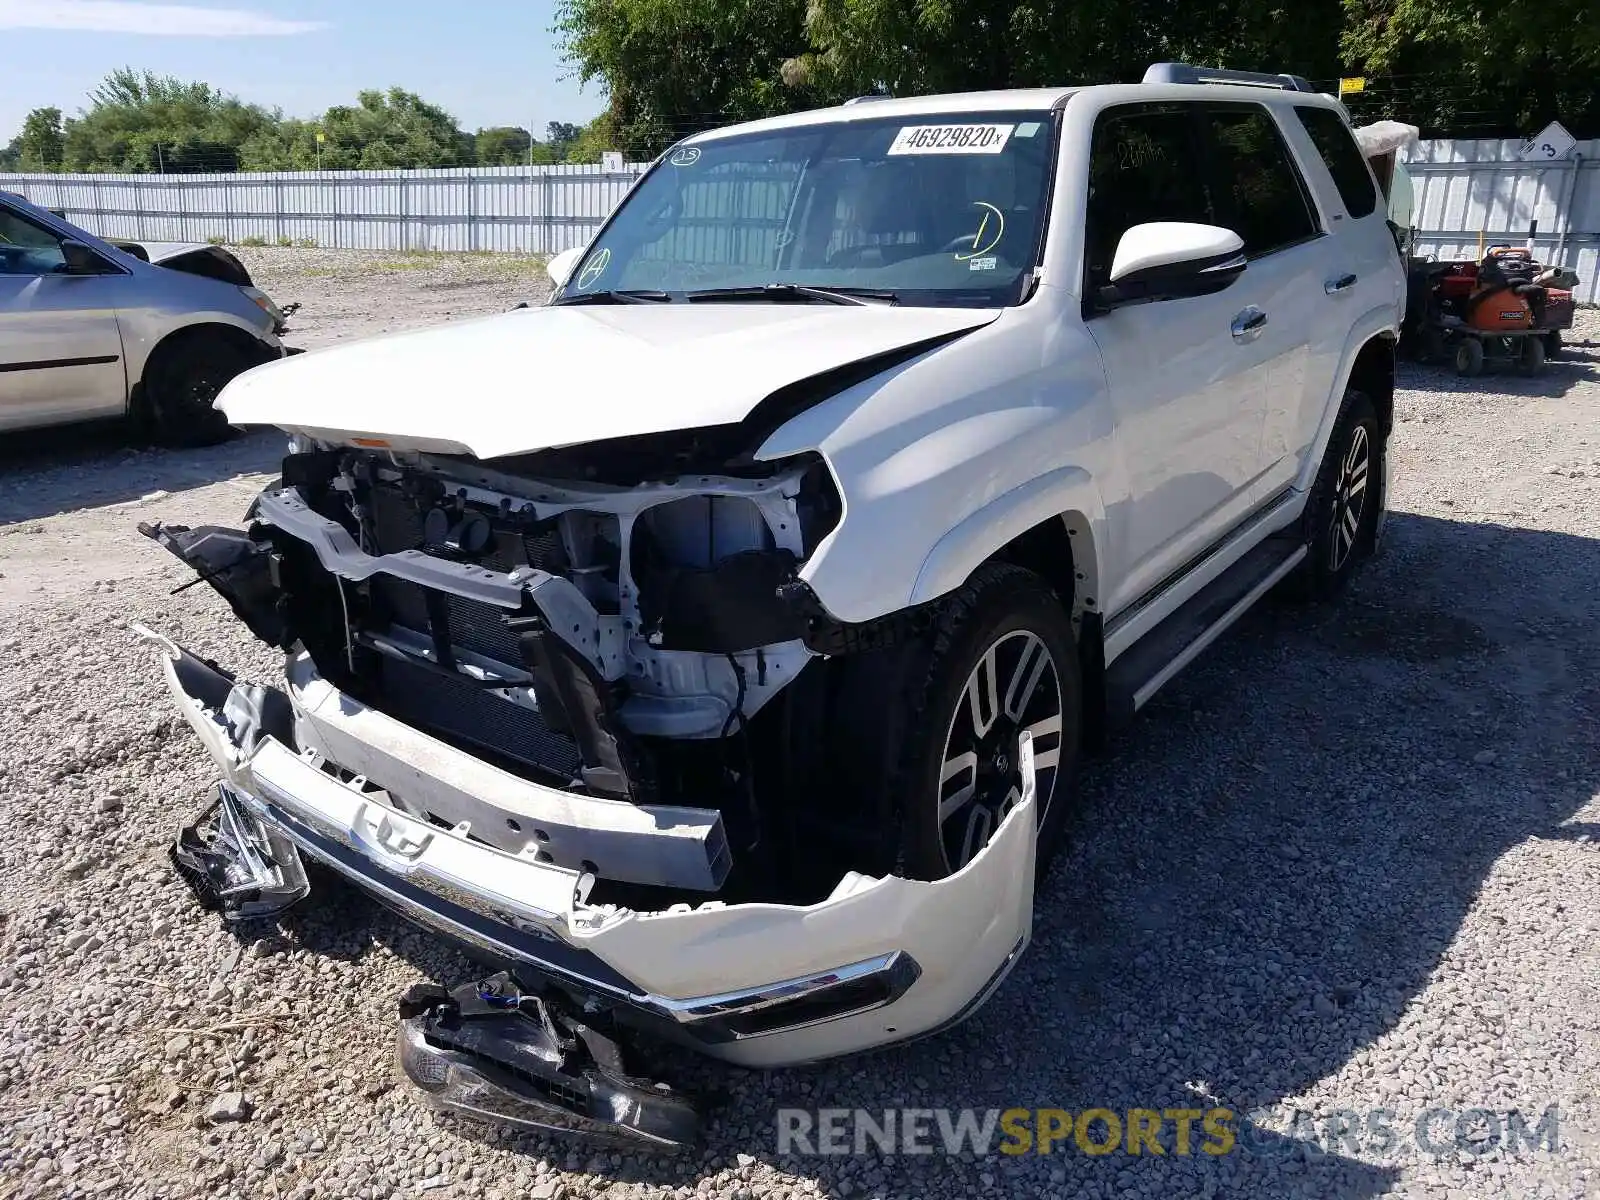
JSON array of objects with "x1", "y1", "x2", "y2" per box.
[
  {"x1": 576, "y1": 247, "x2": 612, "y2": 290},
  {"x1": 955, "y1": 202, "x2": 1005, "y2": 261}
]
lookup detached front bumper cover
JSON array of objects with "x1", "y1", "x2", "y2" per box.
[
  {"x1": 397, "y1": 973, "x2": 701, "y2": 1150},
  {"x1": 142, "y1": 622, "x2": 1037, "y2": 1071}
]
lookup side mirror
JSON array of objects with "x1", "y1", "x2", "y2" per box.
[
  {"x1": 545, "y1": 245, "x2": 584, "y2": 289},
  {"x1": 1096, "y1": 222, "x2": 1246, "y2": 309},
  {"x1": 60, "y1": 239, "x2": 111, "y2": 276}
]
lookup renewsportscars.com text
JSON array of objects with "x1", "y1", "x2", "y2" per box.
[{"x1": 776, "y1": 1105, "x2": 1563, "y2": 1159}]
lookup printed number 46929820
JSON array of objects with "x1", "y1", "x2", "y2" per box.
[{"x1": 917, "y1": 126, "x2": 999, "y2": 149}]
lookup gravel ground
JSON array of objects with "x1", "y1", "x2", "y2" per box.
[
  {"x1": 1, "y1": 252, "x2": 1597, "y2": 1200},
  {"x1": 235, "y1": 246, "x2": 552, "y2": 351}
]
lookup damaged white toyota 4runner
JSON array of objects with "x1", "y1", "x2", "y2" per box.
[{"x1": 142, "y1": 64, "x2": 1404, "y2": 1145}]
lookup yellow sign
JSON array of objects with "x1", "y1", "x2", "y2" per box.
[
  {"x1": 315, "y1": 130, "x2": 326, "y2": 143},
  {"x1": 1339, "y1": 77, "x2": 1367, "y2": 95}
]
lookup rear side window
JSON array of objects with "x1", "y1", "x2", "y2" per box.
[
  {"x1": 1202, "y1": 106, "x2": 1319, "y2": 257},
  {"x1": 1085, "y1": 105, "x2": 1217, "y2": 287},
  {"x1": 1294, "y1": 105, "x2": 1379, "y2": 218}
]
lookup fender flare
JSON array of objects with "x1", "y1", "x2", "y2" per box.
[
  {"x1": 124, "y1": 311, "x2": 283, "y2": 392},
  {"x1": 908, "y1": 464, "x2": 1106, "y2": 610},
  {"x1": 1297, "y1": 305, "x2": 1399, "y2": 493}
]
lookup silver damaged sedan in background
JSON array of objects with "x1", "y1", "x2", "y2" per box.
[{"x1": 0, "y1": 189, "x2": 289, "y2": 445}]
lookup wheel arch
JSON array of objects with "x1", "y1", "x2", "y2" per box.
[
  {"x1": 989, "y1": 510, "x2": 1100, "y2": 626},
  {"x1": 1300, "y1": 314, "x2": 1398, "y2": 482},
  {"x1": 907, "y1": 465, "x2": 1105, "y2": 625},
  {"x1": 1345, "y1": 331, "x2": 1396, "y2": 436}
]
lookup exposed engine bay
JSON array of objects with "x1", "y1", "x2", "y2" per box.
[{"x1": 143, "y1": 437, "x2": 927, "y2": 908}]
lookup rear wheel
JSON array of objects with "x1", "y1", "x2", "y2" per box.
[
  {"x1": 1544, "y1": 330, "x2": 1564, "y2": 360},
  {"x1": 142, "y1": 330, "x2": 250, "y2": 447},
  {"x1": 1295, "y1": 390, "x2": 1381, "y2": 601}
]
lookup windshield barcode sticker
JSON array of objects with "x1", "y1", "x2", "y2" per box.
[{"x1": 887, "y1": 124, "x2": 1015, "y2": 155}]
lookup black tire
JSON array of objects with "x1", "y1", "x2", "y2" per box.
[
  {"x1": 142, "y1": 331, "x2": 249, "y2": 447},
  {"x1": 1295, "y1": 390, "x2": 1382, "y2": 601},
  {"x1": 1453, "y1": 337, "x2": 1484, "y2": 377},
  {"x1": 831, "y1": 563, "x2": 1082, "y2": 885},
  {"x1": 1544, "y1": 330, "x2": 1564, "y2": 360},
  {"x1": 1519, "y1": 334, "x2": 1546, "y2": 375}
]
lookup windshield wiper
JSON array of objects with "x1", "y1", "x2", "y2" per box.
[
  {"x1": 680, "y1": 283, "x2": 899, "y2": 306},
  {"x1": 553, "y1": 289, "x2": 673, "y2": 305}
]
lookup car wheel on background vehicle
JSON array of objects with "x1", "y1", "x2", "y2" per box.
[
  {"x1": 142, "y1": 330, "x2": 248, "y2": 447},
  {"x1": 1453, "y1": 337, "x2": 1485, "y2": 377},
  {"x1": 835, "y1": 563, "x2": 1082, "y2": 885},
  {"x1": 1295, "y1": 390, "x2": 1382, "y2": 601}
]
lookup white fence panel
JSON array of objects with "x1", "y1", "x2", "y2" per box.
[{"x1": 0, "y1": 162, "x2": 648, "y2": 255}]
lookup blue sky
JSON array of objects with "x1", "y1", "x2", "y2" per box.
[{"x1": 0, "y1": 0, "x2": 603, "y2": 140}]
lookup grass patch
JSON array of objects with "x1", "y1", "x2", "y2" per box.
[{"x1": 251, "y1": 247, "x2": 549, "y2": 279}]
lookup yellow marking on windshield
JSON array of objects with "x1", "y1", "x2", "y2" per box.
[{"x1": 955, "y1": 202, "x2": 1005, "y2": 260}]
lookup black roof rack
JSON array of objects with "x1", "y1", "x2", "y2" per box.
[{"x1": 1143, "y1": 63, "x2": 1317, "y2": 94}]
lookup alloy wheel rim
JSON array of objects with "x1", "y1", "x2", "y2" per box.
[
  {"x1": 1327, "y1": 424, "x2": 1370, "y2": 572},
  {"x1": 937, "y1": 630, "x2": 1064, "y2": 873}
]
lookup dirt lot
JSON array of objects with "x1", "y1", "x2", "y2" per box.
[{"x1": 0, "y1": 251, "x2": 1597, "y2": 1200}]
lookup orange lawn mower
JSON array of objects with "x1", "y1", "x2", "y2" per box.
[{"x1": 1412, "y1": 245, "x2": 1579, "y2": 376}]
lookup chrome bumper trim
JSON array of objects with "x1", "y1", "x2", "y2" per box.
[{"x1": 227, "y1": 769, "x2": 919, "y2": 1046}]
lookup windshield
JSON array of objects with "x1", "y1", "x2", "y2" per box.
[{"x1": 559, "y1": 110, "x2": 1058, "y2": 308}]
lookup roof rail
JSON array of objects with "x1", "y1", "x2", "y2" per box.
[
  {"x1": 843, "y1": 94, "x2": 893, "y2": 105},
  {"x1": 1143, "y1": 63, "x2": 1317, "y2": 94}
]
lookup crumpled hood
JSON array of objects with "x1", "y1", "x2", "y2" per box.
[{"x1": 217, "y1": 302, "x2": 1000, "y2": 459}]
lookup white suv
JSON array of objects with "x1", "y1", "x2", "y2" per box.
[{"x1": 142, "y1": 64, "x2": 1404, "y2": 1144}]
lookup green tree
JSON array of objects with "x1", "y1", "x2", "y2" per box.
[
  {"x1": 557, "y1": 0, "x2": 819, "y2": 156},
  {"x1": 560, "y1": 112, "x2": 619, "y2": 163},
  {"x1": 319, "y1": 88, "x2": 472, "y2": 168},
  {"x1": 788, "y1": 0, "x2": 1343, "y2": 99},
  {"x1": 1342, "y1": 0, "x2": 1600, "y2": 134},
  {"x1": 557, "y1": 0, "x2": 1600, "y2": 145},
  {"x1": 476, "y1": 125, "x2": 534, "y2": 165},
  {"x1": 62, "y1": 69, "x2": 279, "y2": 172},
  {"x1": 15, "y1": 107, "x2": 64, "y2": 171},
  {"x1": 545, "y1": 120, "x2": 582, "y2": 157},
  {"x1": 240, "y1": 88, "x2": 471, "y2": 170}
]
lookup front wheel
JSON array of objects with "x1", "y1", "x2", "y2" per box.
[
  {"x1": 879, "y1": 564, "x2": 1082, "y2": 883},
  {"x1": 142, "y1": 331, "x2": 250, "y2": 447}
]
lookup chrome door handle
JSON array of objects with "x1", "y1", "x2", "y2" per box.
[
  {"x1": 1325, "y1": 273, "x2": 1358, "y2": 294},
  {"x1": 1230, "y1": 307, "x2": 1268, "y2": 342}
]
